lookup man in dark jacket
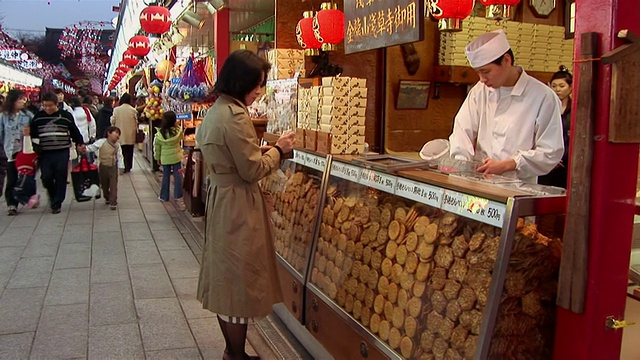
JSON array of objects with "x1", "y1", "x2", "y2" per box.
[
  {"x1": 30, "y1": 92, "x2": 85, "y2": 214},
  {"x1": 96, "y1": 96, "x2": 114, "y2": 139}
]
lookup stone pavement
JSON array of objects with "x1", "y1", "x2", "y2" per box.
[{"x1": 0, "y1": 161, "x2": 261, "y2": 360}]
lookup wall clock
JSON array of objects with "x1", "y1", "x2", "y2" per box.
[{"x1": 529, "y1": 0, "x2": 557, "y2": 17}]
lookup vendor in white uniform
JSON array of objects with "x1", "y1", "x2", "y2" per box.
[{"x1": 449, "y1": 29, "x2": 564, "y2": 183}]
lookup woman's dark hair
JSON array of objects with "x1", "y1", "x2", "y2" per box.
[
  {"x1": 82, "y1": 96, "x2": 93, "y2": 105},
  {"x1": 69, "y1": 97, "x2": 82, "y2": 108},
  {"x1": 119, "y1": 93, "x2": 133, "y2": 105},
  {"x1": 551, "y1": 65, "x2": 573, "y2": 86},
  {"x1": 53, "y1": 88, "x2": 63, "y2": 95},
  {"x1": 41, "y1": 92, "x2": 59, "y2": 104},
  {"x1": 0, "y1": 89, "x2": 25, "y2": 114},
  {"x1": 215, "y1": 50, "x2": 271, "y2": 102},
  {"x1": 103, "y1": 96, "x2": 115, "y2": 108},
  {"x1": 160, "y1": 111, "x2": 179, "y2": 139},
  {"x1": 105, "y1": 125, "x2": 121, "y2": 137}
]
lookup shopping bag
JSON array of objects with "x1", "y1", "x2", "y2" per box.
[{"x1": 71, "y1": 154, "x2": 100, "y2": 202}]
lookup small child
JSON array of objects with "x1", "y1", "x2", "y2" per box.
[
  {"x1": 154, "y1": 111, "x2": 185, "y2": 210},
  {"x1": 86, "y1": 126, "x2": 124, "y2": 210},
  {"x1": 14, "y1": 139, "x2": 40, "y2": 209}
]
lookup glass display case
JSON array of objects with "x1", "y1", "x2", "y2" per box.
[{"x1": 291, "y1": 156, "x2": 565, "y2": 360}]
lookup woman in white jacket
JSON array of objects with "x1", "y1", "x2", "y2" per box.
[{"x1": 69, "y1": 97, "x2": 96, "y2": 143}]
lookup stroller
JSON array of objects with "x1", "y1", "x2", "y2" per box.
[{"x1": 14, "y1": 136, "x2": 39, "y2": 208}]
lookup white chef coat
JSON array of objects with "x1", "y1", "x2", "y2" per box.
[{"x1": 449, "y1": 68, "x2": 564, "y2": 183}]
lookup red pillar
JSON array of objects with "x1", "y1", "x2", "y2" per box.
[
  {"x1": 214, "y1": 8, "x2": 230, "y2": 76},
  {"x1": 553, "y1": 0, "x2": 640, "y2": 358}
]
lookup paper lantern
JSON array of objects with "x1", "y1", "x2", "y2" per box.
[
  {"x1": 140, "y1": 5, "x2": 171, "y2": 35},
  {"x1": 480, "y1": 0, "x2": 521, "y2": 20},
  {"x1": 122, "y1": 50, "x2": 140, "y2": 67},
  {"x1": 313, "y1": 3, "x2": 344, "y2": 52},
  {"x1": 155, "y1": 60, "x2": 174, "y2": 80},
  {"x1": 429, "y1": 0, "x2": 475, "y2": 32},
  {"x1": 128, "y1": 35, "x2": 151, "y2": 57},
  {"x1": 296, "y1": 11, "x2": 322, "y2": 56}
]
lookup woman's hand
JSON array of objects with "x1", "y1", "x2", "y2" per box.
[
  {"x1": 22, "y1": 126, "x2": 30, "y2": 136},
  {"x1": 275, "y1": 131, "x2": 296, "y2": 153}
]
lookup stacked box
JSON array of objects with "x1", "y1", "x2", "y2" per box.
[
  {"x1": 308, "y1": 86, "x2": 321, "y2": 131},
  {"x1": 267, "y1": 49, "x2": 305, "y2": 80},
  {"x1": 348, "y1": 78, "x2": 367, "y2": 154},
  {"x1": 297, "y1": 87, "x2": 312, "y2": 130}
]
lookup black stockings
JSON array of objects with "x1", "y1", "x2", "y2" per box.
[{"x1": 218, "y1": 316, "x2": 259, "y2": 360}]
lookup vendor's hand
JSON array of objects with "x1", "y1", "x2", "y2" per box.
[
  {"x1": 22, "y1": 126, "x2": 30, "y2": 136},
  {"x1": 275, "y1": 131, "x2": 296, "y2": 153},
  {"x1": 260, "y1": 145, "x2": 273, "y2": 154},
  {"x1": 476, "y1": 158, "x2": 516, "y2": 176}
]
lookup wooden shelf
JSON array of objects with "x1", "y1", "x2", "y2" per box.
[{"x1": 434, "y1": 65, "x2": 556, "y2": 84}]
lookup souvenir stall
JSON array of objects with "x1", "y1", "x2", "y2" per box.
[
  {"x1": 0, "y1": 61, "x2": 44, "y2": 100},
  {"x1": 246, "y1": 0, "x2": 640, "y2": 359}
]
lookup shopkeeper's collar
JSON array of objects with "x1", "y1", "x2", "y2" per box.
[
  {"x1": 509, "y1": 67, "x2": 528, "y2": 97},
  {"x1": 220, "y1": 94, "x2": 249, "y2": 115}
]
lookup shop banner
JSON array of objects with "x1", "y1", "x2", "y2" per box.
[{"x1": 344, "y1": 0, "x2": 424, "y2": 54}]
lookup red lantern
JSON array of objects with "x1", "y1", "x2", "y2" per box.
[
  {"x1": 429, "y1": 0, "x2": 475, "y2": 32},
  {"x1": 313, "y1": 3, "x2": 345, "y2": 52},
  {"x1": 140, "y1": 5, "x2": 171, "y2": 35},
  {"x1": 480, "y1": 0, "x2": 521, "y2": 20},
  {"x1": 128, "y1": 35, "x2": 150, "y2": 57},
  {"x1": 122, "y1": 50, "x2": 140, "y2": 67},
  {"x1": 296, "y1": 11, "x2": 322, "y2": 56}
]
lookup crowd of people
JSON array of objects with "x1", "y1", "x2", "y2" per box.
[{"x1": 0, "y1": 88, "x2": 186, "y2": 215}]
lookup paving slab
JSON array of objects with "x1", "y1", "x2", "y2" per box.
[
  {"x1": 145, "y1": 348, "x2": 202, "y2": 360},
  {"x1": 21, "y1": 234, "x2": 62, "y2": 258},
  {"x1": 91, "y1": 254, "x2": 130, "y2": 284},
  {"x1": 129, "y1": 263, "x2": 175, "y2": 299},
  {"x1": 0, "y1": 332, "x2": 34, "y2": 359},
  {"x1": 135, "y1": 298, "x2": 196, "y2": 351},
  {"x1": 31, "y1": 303, "x2": 88, "y2": 359},
  {"x1": 93, "y1": 217, "x2": 123, "y2": 233},
  {"x1": 122, "y1": 222, "x2": 153, "y2": 241},
  {"x1": 88, "y1": 323, "x2": 144, "y2": 360},
  {"x1": 0, "y1": 287, "x2": 47, "y2": 335},
  {"x1": 55, "y1": 242, "x2": 91, "y2": 269},
  {"x1": 6, "y1": 257, "x2": 54, "y2": 289},
  {"x1": 0, "y1": 228, "x2": 34, "y2": 248},
  {"x1": 188, "y1": 317, "x2": 259, "y2": 360},
  {"x1": 159, "y1": 249, "x2": 199, "y2": 279},
  {"x1": 90, "y1": 281, "x2": 137, "y2": 326},
  {"x1": 119, "y1": 209, "x2": 147, "y2": 223},
  {"x1": 44, "y1": 268, "x2": 90, "y2": 306},
  {"x1": 0, "y1": 247, "x2": 24, "y2": 275},
  {"x1": 125, "y1": 241, "x2": 163, "y2": 265}
]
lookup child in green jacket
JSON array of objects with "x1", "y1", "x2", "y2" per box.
[{"x1": 154, "y1": 111, "x2": 185, "y2": 210}]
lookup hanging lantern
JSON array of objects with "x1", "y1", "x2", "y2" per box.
[
  {"x1": 122, "y1": 50, "x2": 140, "y2": 67},
  {"x1": 140, "y1": 4, "x2": 172, "y2": 35},
  {"x1": 128, "y1": 35, "x2": 151, "y2": 57},
  {"x1": 296, "y1": 11, "x2": 322, "y2": 56},
  {"x1": 313, "y1": 3, "x2": 345, "y2": 52},
  {"x1": 429, "y1": 0, "x2": 475, "y2": 32},
  {"x1": 480, "y1": 0, "x2": 521, "y2": 20}
]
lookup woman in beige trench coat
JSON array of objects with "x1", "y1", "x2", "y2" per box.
[{"x1": 196, "y1": 50, "x2": 296, "y2": 360}]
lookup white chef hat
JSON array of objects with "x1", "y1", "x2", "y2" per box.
[{"x1": 465, "y1": 29, "x2": 511, "y2": 68}]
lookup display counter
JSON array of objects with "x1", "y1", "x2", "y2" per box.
[{"x1": 261, "y1": 149, "x2": 566, "y2": 360}]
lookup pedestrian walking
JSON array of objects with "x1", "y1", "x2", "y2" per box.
[
  {"x1": 0, "y1": 89, "x2": 34, "y2": 215},
  {"x1": 86, "y1": 126, "x2": 124, "y2": 210},
  {"x1": 110, "y1": 93, "x2": 138, "y2": 173},
  {"x1": 154, "y1": 111, "x2": 185, "y2": 210},
  {"x1": 30, "y1": 92, "x2": 85, "y2": 214}
]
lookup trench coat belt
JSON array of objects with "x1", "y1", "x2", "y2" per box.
[{"x1": 208, "y1": 172, "x2": 247, "y2": 187}]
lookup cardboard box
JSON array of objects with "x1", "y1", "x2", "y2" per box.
[
  {"x1": 316, "y1": 131, "x2": 331, "y2": 154},
  {"x1": 322, "y1": 86, "x2": 349, "y2": 97},
  {"x1": 347, "y1": 144, "x2": 366, "y2": 155},
  {"x1": 349, "y1": 107, "x2": 366, "y2": 117},
  {"x1": 304, "y1": 130, "x2": 317, "y2": 151},
  {"x1": 322, "y1": 96, "x2": 349, "y2": 108},
  {"x1": 331, "y1": 116, "x2": 349, "y2": 127},
  {"x1": 350, "y1": 116, "x2": 366, "y2": 126},
  {"x1": 331, "y1": 142, "x2": 348, "y2": 155},
  {"x1": 350, "y1": 88, "x2": 368, "y2": 99},
  {"x1": 333, "y1": 124, "x2": 349, "y2": 136},
  {"x1": 350, "y1": 136, "x2": 366, "y2": 145},
  {"x1": 320, "y1": 114, "x2": 333, "y2": 125},
  {"x1": 351, "y1": 98, "x2": 367, "y2": 108},
  {"x1": 294, "y1": 128, "x2": 305, "y2": 148},
  {"x1": 319, "y1": 124, "x2": 332, "y2": 133},
  {"x1": 322, "y1": 76, "x2": 350, "y2": 88},
  {"x1": 348, "y1": 126, "x2": 366, "y2": 137},
  {"x1": 350, "y1": 78, "x2": 367, "y2": 89}
]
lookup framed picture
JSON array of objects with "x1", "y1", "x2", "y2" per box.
[{"x1": 396, "y1": 80, "x2": 431, "y2": 110}]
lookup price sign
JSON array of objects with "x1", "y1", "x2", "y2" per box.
[
  {"x1": 395, "y1": 178, "x2": 444, "y2": 209},
  {"x1": 441, "y1": 190, "x2": 506, "y2": 227},
  {"x1": 292, "y1": 150, "x2": 306, "y2": 165},
  {"x1": 304, "y1": 153, "x2": 327, "y2": 172},
  {"x1": 359, "y1": 168, "x2": 397, "y2": 194},
  {"x1": 330, "y1": 161, "x2": 361, "y2": 183}
]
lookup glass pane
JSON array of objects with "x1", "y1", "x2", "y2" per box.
[{"x1": 261, "y1": 158, "x2": 323, "y2": 276}]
